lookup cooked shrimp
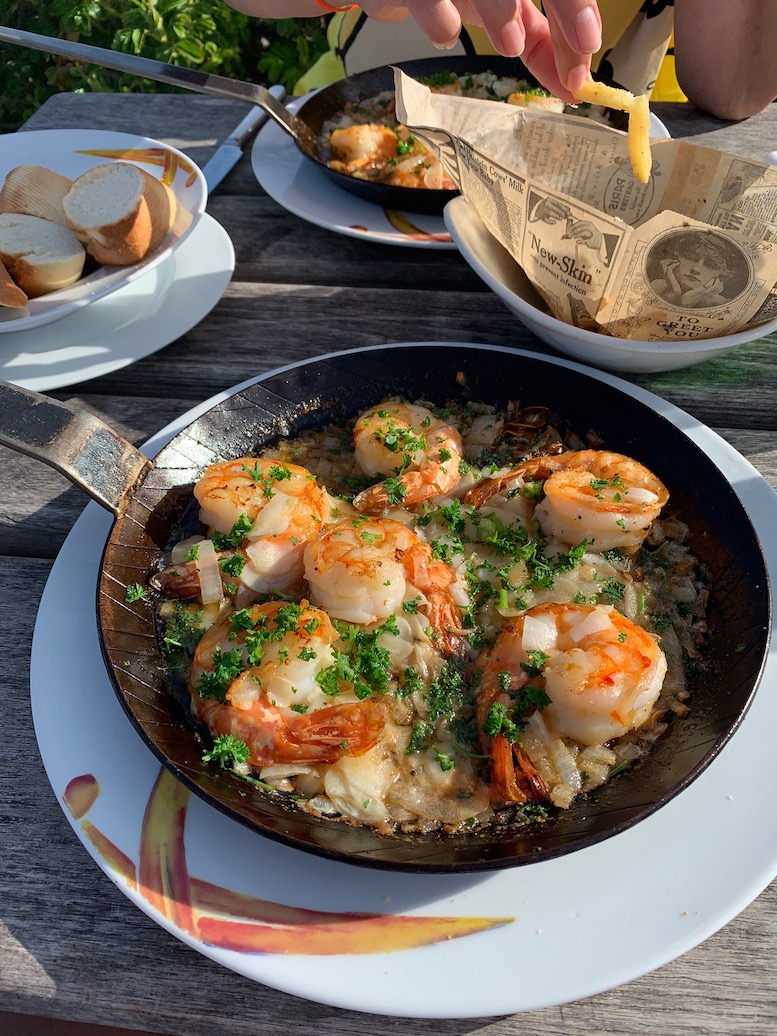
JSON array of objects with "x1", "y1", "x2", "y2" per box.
[
  {"x1": 470, "y1": 449, "x2": 668, "y2": 551},
  {"x1": 328, "y1": 124, "x2": 398, "y2": 173},
  {"x1": 507, "y1": 91, "x2": 565, "y2": 112},
  {"x1": 193, "y1": 458, "x2": 328, "y2": 596},
  {"x1": 304, "y1": 517, "x2": 467, "y2": 657},
  {"x1": 351, "y1": 401, "x2": 463, "y2": 512},
  {"x1": 475, "y1": 602, "x2": 666, "y2": 801},
  {"x1": 190, "y1": 600, "x2": 388, "y2": 766}
]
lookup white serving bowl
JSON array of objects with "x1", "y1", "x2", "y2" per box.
[{"x1": 444, "y1": 194, "x2": 777, "y2": 373}]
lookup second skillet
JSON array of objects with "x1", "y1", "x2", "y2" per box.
[
  {"x1": 1, "y1": 343, "x2": 770, "y2": 872},
  {"x1": 294, "y1": 54, "x2": 546, "y2": 214}
]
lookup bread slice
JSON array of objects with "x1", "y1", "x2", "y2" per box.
[
  {"x1": 0, "y1": 257, "x2": 28, "y2": 309},
  {"x1": 0, "y1": 164, "x2": 74, "y2": 227},
  {"x1": 0, "y1": 213, "x2": 86, "y2": 298},
  {"x1": 63, "y1": 162, "x2": 177, "y2": 265}
]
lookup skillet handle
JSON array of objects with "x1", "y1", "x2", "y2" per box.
[
  {"x1": 0, "y1": 26, "x2": 317, "y2": 156},
  {"x1": 0, "y1": 381, "x2": 152, "y2": 515}
]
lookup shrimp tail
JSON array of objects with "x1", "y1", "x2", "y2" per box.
[
  {"x1": 425, "y1": 590, "x2": 469, "y2": 659},
  {"x1": 462, "y1": 473, "x2": 517, "y2": 509},
  {"x1": 352, "y1": 480, "x2": 397, "y2": 514},
  {"x1": 515, "y1": 748, "x2": 549, "y2": 801},
  {"x1": 489, "y1": 738, "x2": 549, "y2": 806},
  {"x1": 283, "y1": 699, "x2": 390, "y2": 763},
  {"x1": 489, "y1": 736, "x2": 529, "y2": 805},
  {"x1": 353, "y1": 470, "x2": 443, "y2": 513}
]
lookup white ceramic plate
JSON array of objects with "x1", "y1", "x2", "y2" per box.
[
  {"x1": 30, "y1": 343, "x2": 777, "y2": 1019},
  {"x1": 251, "y1": 94, "x2": 456, "y2": 249},
  {"x1": 1, "y1": 213, "x2": 234, "y2": 391},
  {"x1": 0, "y1": 129, "x2": 208, "y2": 333}
]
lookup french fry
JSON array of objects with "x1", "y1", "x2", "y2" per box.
[
  {"x1": 574, "y1": 79, "x2": 652, "y2": 184},
  {"x1": 627, "y1": 93, "x2": 652, "y2": 184}
]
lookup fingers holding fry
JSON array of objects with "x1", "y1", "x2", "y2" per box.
[{"x1": 573, "y1": 78, "x2": 652, "y2": 184}]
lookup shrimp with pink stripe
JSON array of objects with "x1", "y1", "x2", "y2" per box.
[
  {"x1": 467, "y1": 449, "x2": 668, "y2": 552},
  {"x1": 474, "y1": 601, "x2": 667, "y2": 805},
  {"x1": 190, "y1": 600, "x2": 388, "y2": 767},
  {"x1": 304, "y1": 516, "x2": 467, "y2": 658},
  {"x1": 351, "y1": 401, "x2": 463, "y2": 513},
  {"x1": 154, "y1": 458, "x2": 328, "y2": 605}
]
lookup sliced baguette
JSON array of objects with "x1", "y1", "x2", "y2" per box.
[
  {"x1": 0, "y1": 213, "x2": 86, "y2": 298},
  {"x1": 63, "y1": 162, "x2": 177, "y2": 265},
  {"x1": 0, "y1": 257, "x2": 28, "y2": 309},
  {"x1": 0, "y1": 164, "x2": 74, "y2": 227}
]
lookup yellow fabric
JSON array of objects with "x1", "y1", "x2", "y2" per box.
[
  {"x1": 651, "y1": 34, "x2": 687, "y2": 103},
  {"x1": 295, "y1": 3, "x2": 684, "y2": 102},
  {"x1": 294, "y1": 9, "x2": 360, "y2": 94}
]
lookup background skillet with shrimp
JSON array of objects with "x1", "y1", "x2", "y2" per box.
[
  {"x1": 293, "y1": 54, "x2": 630, "y2": 215},
  {"x1": 88, "y1": 343, "x2": 771, "y2": 873}
]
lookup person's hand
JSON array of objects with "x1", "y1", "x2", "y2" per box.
[
  {"x1": 660, "y1": 258, "x2": 682, "y2": 297},
  {"x1": 530, "y1": 197, "x2": 571, "y2": 224},
  {"x1": 360, "y1": 1, "x2": 603, "y2": 103},
  {"x1": 562, "y1": 218, "x2": 602, "y2": 250}
]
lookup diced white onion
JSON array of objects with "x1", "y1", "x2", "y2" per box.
[
  {"x1": 465, "y1": 413, "x2": 504, "y2": 448},
  {"x1": 246, "y1": 491, "x2": 295, "y2": 539},
  {"x1": 568, "y1": 608, "x2": 613, "y2": 643},
  {"x1": 170, "y1": 535, "x2": 204, "y2": 565},
  {"x1": 195, "y1": 539, "x2": 224, "y2": 606},
  {"x1": 243, "y1": 538, "x2": 294, "y2": 579},
  {"x1": 625, "y1": 487, "x2": 659, "y2": 504},
  {"x1": 450, "y1": 578, "x2": 471, "y2": 607},
  {"x1": 260, "y1": 763, "x2": 321, "y2": 781},
  {"x1": 521, "y1": 613, "x2": 559, "y2": 653}
]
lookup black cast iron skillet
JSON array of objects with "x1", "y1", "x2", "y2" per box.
[
  {"x1": 292, "y1": 54, "x2": 545, "y2": 215},
  {"x1": 1, "y1": 344, "x2": 771, "y2": 872}
]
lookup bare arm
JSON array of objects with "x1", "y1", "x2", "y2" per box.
[
  {"x1": 674, "y1": 0, "x2": 777, "y2": 120},
  {"x1": 220, "y1": 0, "x2": 604, "y2": 103},
  {"x1": 222, "y1": 1, "x2": 327, "y2": 14}
]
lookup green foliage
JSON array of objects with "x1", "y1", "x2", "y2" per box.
[
  {"x1": 0, "y1": 2, "x2": 329, "y2": 130},
  {"x1": 256, "y1": 17, "x2": 328, "y2": 94}
]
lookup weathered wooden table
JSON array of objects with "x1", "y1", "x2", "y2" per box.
[{"x1": 1, "y1": 91, "x2": 776, "y2": 1036}]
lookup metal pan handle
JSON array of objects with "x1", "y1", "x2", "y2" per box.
[
  {"x1": 0, "y1": 25, "x2": 317, "y2": 155},
  {"x1": 0, "y1": 381, "x2": 152, "y2": 515}
]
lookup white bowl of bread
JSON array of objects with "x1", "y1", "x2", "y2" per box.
[{"x1": 0, "y1": 129, "x2": 207, "y2": 333}]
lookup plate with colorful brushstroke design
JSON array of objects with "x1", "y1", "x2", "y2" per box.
[
  {"x1": 29, "y1": 346, "x2": 777, "y2": 1018},
  {"x1": 0, "y1": 129, "x2": 207, "y2": 333}
]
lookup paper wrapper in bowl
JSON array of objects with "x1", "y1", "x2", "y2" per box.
[{"x1": 394, "y1": 69, "x2": 777, "y2": 344}]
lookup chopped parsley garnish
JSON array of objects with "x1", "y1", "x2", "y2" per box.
[
  {"x1": 482, "y1": 701, "x2": 520, "y2": 743},
  {"x1": 598, "y1": 578, "x2": 625, "y2": 603},
  {"x1": 219, "y1": 553, "x2": 246, "y2": 577},
  {"x1": 202, "y1": 734, "x2": 249, "y2": 768},
  {"x1": 196, "y1": 646, "x2": 244, "y2": 702},
  {"x1": 125, "y1": 583, "x2": 147, "y2": 603},
  {"x1": 383, "y1": 476, "x2": 407, "y2": 505},
  {"x1": 315, "y1": 617, "x2": 398, "y2": 700},
  {"x1": 521, "y1": 649, "x2": 549, "y2": 676},
  {"x1": 433, "y1": 747, "x2": 454, "y2": 771},
  {"x1": 406, "y1": 720, "x2": 434, "y2": 753},
  {"x1": 212, "y1": 514, "x2": 253, "y2": 550}
]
